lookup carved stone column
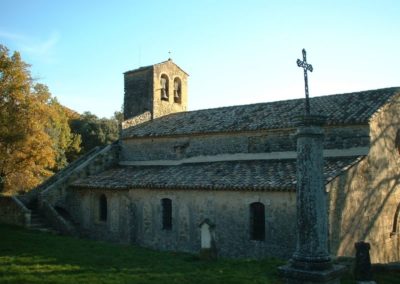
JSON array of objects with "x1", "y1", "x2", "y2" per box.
[{"x1": 279, "y1": 115, "x2": 345, "y2": 284}]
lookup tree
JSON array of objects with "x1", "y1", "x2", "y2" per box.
[
  {"x1": 46, "y1": 94, "x2": 81, "y2": 170},
  {"x1": 0, "y1": 45, "x2": 81, "y2": 194},
  {"x1": 70, "y1": 112, "x2": 119, "y2": 154},
  {"x1": 0, "y1": 46, "x2": 53, "y2": 193},
  {"x1": 113, "y1": 110, "x2": 123, "y2": 127}
]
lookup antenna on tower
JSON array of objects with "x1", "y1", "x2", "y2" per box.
[{"x1": 138, "y1": 45, "x2": 142, "y2": 66}]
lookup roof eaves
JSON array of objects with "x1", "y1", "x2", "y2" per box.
[
  {"x1": 325, "y1": 156, "x2": 366, "y2": 184},
  {"x1": 124, "y1": 65, "x2": 153, "y2": 75},
  {"x1": 153, "y1": 59, "x2": 190, "y2": 76},
  {"x1": 368, "y1": 90, "x2": 400, "y2": 124},
  {"x1": 71, "y1": 182, "x2": 296, "y2": 192}
]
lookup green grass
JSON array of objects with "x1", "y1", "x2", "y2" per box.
[{"x1": 0, "y1": 224, "x2": 398, "y2": 283}]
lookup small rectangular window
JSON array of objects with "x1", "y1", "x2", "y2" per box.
[
  {"x1": 99, "y1": 194, "x2": 107, "y2": 222},
  {"x1": 162, "y1": 198, "x2": 172, "y2": 230},
  {"x1": 250, "y1": 202, "x2": 265, "y2": 241}
]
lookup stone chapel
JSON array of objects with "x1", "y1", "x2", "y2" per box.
[{"x1": 1, "y1": 59, "x2": 400, "y2": 264}]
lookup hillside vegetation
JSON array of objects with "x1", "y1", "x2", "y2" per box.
[{"x1": 0, "y1": 45, "x2": 120, "y2": 194}]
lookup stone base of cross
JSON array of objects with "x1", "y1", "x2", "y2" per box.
[{"x1": 279, "y1": 263, "x2": 346, "y2": 284}]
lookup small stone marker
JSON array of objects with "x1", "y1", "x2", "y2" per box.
[
  {"x1": 199, "y1": 219, "x2": 216, "y2": 260},
  {"x1": 200, "y1": 222, "x2": 212, "y2": 249},
  {"x1": 354, "y1": 241, "x2": 376, "y2": 284}
]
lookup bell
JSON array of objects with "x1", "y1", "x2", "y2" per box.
[
  {"x1": 161, "y1": 89, "x2": 168, "y2": 100},
  {"x1": 174, "y1": 90, "x2": 180, "y2": 99}
]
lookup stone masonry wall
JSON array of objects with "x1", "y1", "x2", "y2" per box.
[
  {"x1": 152, "y1": 60, "x2": 188, "y2": 119},
  {"x1": 328, "y1": 95, "x2": 400, "y2": 263},
  {"x1": 121, "y1": 111, "x2": 152, "y2": 130},
  {"x1": 121, "y1": 125, "x2": 369, "y2": 162},
  {"x1": 124, "y1": 68, "x2": 153, "y2": 120},
  {"x1": 66, "y1": 189, "x2": 131, "y2": 242},
  {"x1": 0, "y1": 196, "x2": 30, "y2": 226},
  {"x1": 67, "y1": 188, "x2": 296, "y2": 259}
]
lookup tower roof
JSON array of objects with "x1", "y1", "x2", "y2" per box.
[{"x1": 124, "y1": 59, "x2": 189, "y2": 76}]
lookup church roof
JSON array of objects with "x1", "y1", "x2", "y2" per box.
[
  {"x1": 72, "y1": 156, "x2": 363, "y2": 191},
  {"x1": 122, "y1": 87, "x2": 400, "y2": 138}
]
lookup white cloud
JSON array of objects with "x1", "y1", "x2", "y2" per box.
[
  {"x1": 22, "y1": 32, "x2": 60, "y2": 56},
  {"x1": 0, "y1": 30, "x2": 60, "y2": 60},
  {"x1": 0, "y1": 30, "x2": 27, "y2": 41}
]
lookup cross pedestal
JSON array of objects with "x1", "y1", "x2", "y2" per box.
[{"x1": 279, "y1": 115, "x2": 345, "y2": 284}]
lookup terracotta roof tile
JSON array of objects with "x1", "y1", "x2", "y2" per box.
[
  {"x1": 122, "y1": 87, "x2": 400, "y2": 138},
  {"x1": 72, "y1": 157, "x2": 364, "y2": 191}
]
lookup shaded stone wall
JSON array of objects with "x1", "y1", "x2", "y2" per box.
[
  {"x1": 123, "y1": 60, "x2": 188, "y2": 121},
  {"x1": 328, "y1": 95, "x2": 400, "y2": 263},
  {"x1": 67, "y1": 188, "x2": 296, "y2": 259},
  {"x1": 121, "y1": 125, "x2": 369, "y2": 162},
  {"x1": 66, "y1": 189, "x2": 131, "y2": 243},
  {"x1": 0, "y1": 196, "x2": 30, "y2": 226},
  {"x1": 124, "y1": 68, "x2": 153, "y2": 120}
]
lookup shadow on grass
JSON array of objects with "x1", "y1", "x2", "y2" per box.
[{"x1": 0, "y1": 225, "x2": 284, "y2": 284}]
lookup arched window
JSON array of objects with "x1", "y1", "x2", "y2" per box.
[
  {"x1": 160, "y1": 74, "x2": 169, "y2": 101},
  {"x1": 250, "y1": 202, "x2": 265, "y2": 241},
  {"x1": 173, "y1": 77, "x2": 182, "y2": 103},
  {"x1": 395, "y1": 129, "x2": 400, "y2": 154},
  {"x1": 391, "y1": 202, "x2": 400, "y2": 236},
  {"x1": 99, "y1": 194, "x2": 107, "y2": 222},
  {"x1": 161, "y1": 198, "x2": 172, "y2": 230}
]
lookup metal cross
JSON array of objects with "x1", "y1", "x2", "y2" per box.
[
  {"x1": 168, "y1": 51, "x2": 172, "y2": 60},
  {"x1": 297, "y1": 49, "x2": 313, "y2": 115}
]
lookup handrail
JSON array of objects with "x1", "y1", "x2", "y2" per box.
[
  {"x1": 41, "y1": 200, "x2": 77, "y2": 236},
  {"x1": 19, "y1": 145, "x2": 106, "y2": 204},
  {"x1": 33, "y1": 146, "x2": 101, "y2": 191},
  {"x1": 11, "y1": 196, "x2": 30, "y2": 213},
  {"x1": 40, "y1": 144, "x2": 116, "y2": 196}
]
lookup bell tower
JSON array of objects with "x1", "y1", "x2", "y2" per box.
[{"x1": 123, "y1": 59, "x2": 188, "y2": 121}]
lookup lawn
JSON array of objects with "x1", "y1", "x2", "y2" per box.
[{"x1": 0, "y1": 224, "x2": 398, "y2": 284}]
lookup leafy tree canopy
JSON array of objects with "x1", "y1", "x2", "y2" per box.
[
  {"x1": 0, "y1": 45, "x2": 81, "y2": 194},
  {"x1": 70, "y1": 111, "x2": 119, "y2": 154}
]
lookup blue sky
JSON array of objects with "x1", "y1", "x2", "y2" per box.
[{"x1": 1, "y1": 0, "x2": 399, "y2": 118}]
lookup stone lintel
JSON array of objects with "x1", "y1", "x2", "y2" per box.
[{"x1": 278, "y1": 264, "x2": 346, "y2": 284}]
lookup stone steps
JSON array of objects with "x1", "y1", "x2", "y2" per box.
[{"x1": 28, "y1": 211, "x2": 58, "y2": 235}]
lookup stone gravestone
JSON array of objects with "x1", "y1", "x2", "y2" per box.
[
  {"x1": 354, "y1": 241, "x2": 376, "y2": 284},
  {"x1": 199, "y1": 219, "x2": 217, "y2": 260}
]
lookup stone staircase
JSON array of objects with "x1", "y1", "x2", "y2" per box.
[
  {"x1": 29, "y1": 207, "x2": 58, "y2": 234},
  {"x1": 9, "y1": 141, "x2": 120, "y2": 234},
  {"x1": 19, "y1": 145, "x2": 106, "y2": 208}
]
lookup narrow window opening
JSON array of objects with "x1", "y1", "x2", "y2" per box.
[
  {"x1": 162, "y1": 198, "x2": 172, "y2": 230},
  {"x1": 391, "y1": 202, "x2": 400, "y2": 236},
  {"x1": 160, "y1": 74, "x2": 169, "y2": 101},
  {"x1": 395, "y1": 129, "x2": 400, "y2": 155},
  {"x1": 99, "y1": 194, "x2": 107, "y2": 222},
  {"x1": 250, "y1": 202, "x2": 265, "y2": 241},
  {"x1": 173, "y1": 77, "x2": 182, "y2": 103}
]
